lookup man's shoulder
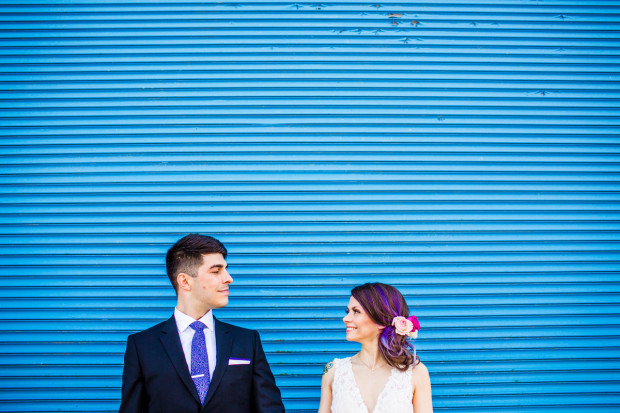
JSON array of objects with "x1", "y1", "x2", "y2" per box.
[
  {"x1": 215, "y1": 318, "x2": 258, "y2": 338},
  {"x1": 128, "y1": 318, "x2": 171, "y2": 341}
]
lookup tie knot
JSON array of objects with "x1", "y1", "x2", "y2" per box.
[{"x1": 190, "y1": 321, "x2": 206, "y2": 332}]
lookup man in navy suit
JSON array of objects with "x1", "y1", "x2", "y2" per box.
[{"x1": 119, "y1": 234, "x2": 285, "y2": 413}]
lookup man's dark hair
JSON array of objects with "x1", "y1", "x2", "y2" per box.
[{"x1": 166, "y1": 234, "x2": 228, "y2": 291}]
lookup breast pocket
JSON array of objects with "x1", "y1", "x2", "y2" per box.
[{"x1": 223, "y1": 359, "x2": 253, "y2": 398}]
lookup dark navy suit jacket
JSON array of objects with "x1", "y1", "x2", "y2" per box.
[{"x1": 119, "y1": 315, "x2": 285, "y2": 413}]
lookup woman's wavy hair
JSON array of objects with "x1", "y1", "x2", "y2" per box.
[{"x1": 351, "y1": 282, "x2": 419, "y2": 371}]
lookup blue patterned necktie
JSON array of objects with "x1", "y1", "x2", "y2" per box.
[{"x1": 189, "y1": 321, "x2": 210, "y2": 403}]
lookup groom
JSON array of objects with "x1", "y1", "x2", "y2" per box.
[{"x1": 119, "y1": 234, "x2": 285, "y2": 413}]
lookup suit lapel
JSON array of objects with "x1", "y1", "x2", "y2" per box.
[
  {"x1": 159, "y1": 315, "x2": 201, "y2": 404},
  {"x1": 201, "y1": 317, "x2": 233, "y2": 407}
]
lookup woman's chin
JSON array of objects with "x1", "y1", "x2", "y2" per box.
[{"x1": 345, "y1": 333, "x2": 360, "y2": 342}]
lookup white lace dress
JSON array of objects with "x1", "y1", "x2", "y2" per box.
[{"x1": 330, "y1": 357, "x2": 413, "y2": 413}]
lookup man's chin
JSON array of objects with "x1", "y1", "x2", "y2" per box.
[{"x1": 213, "y1": 298, "x2": 229, "y2": 308}]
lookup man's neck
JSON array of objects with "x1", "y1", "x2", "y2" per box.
[{"x1": 176, "y1": 301, "x2": 212, "y2": 321}]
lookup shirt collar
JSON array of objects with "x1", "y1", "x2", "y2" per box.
[{"x1": 174, "y1": 307, "x2": 214, "y2": 333}]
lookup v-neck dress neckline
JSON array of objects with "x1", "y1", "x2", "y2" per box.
[
  {"x1": 348, "y1": 358, "x2": 397, "y2": 413},
  {"x1": 330, "y1": 357, "x2": 414, "y2": 413}
]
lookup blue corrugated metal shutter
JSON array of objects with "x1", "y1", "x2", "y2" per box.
[{"x1": 1, "y1": 1, "x2": 620, "y2": 412}]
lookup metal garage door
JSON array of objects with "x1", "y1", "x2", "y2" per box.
[{"x1": 1, "y1": 1, "x2": 619, "y2": 411}]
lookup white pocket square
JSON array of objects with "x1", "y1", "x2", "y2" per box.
[{"x1": 228, "y1": 358, "x2": 251, "y2": 365}]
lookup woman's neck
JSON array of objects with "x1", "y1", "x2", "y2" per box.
[{"x1": 357, "y1": 339, "x2": 387, "y2": 370}]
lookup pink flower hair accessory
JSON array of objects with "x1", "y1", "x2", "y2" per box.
[{"x1": 392, "y1": 315, "x2": 421, "y2": 339}]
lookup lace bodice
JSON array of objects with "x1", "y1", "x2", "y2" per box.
[{"x1": 330, "y1": 357, "x2": 413, "y2": 413}]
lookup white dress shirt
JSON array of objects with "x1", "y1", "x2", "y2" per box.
[{"x1": 174, "y1": 308, "x2": 217, "y2": 378}]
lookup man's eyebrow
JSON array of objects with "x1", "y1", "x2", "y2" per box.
[{"x1": 209, "y1": 264, "x2": 227, "y2": 270}]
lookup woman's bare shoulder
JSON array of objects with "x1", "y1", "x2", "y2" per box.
[
  {"x1": 411, "y1": 361, "x2": 430, "y2": 384},
  {"x1": 322, "y1": 359, "x2": 337, "y2": 384}
]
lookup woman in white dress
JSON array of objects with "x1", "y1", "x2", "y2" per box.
[{"x1": 318, "y1": 282, "x2": 433, "y2": 413}]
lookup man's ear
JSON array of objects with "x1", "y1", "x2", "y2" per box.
[{"x1": 176, "y1": 272, "x2": 192, "y2": 291}]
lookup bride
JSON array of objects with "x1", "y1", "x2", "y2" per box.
[{"x1": 318, "y1": 283, "x2": 433, "y2": 413}]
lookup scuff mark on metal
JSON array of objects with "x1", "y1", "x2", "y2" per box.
[{"x1": 388, "y1": 12, "x2": 404, "y2": 26}]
